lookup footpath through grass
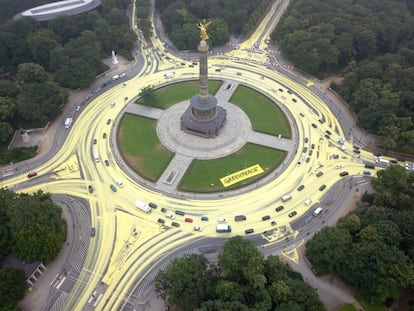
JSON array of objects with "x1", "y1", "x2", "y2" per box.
[
  {"x1": 179, "y1": 143, "x2": 286, "y2": 193},
  {"x1": 117, "y1": 113, "x2": 174, "y2": 181},
  {"x1": 230, "y1": 85, "x2": 291, "y2": 137}
]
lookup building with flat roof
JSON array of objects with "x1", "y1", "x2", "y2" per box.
[{"x1": 14, "y1": 0, "x2": 101, "y2": 22}]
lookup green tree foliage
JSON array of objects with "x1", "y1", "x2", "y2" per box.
[
  {"x1": 156, "y1": 237, "x2": 325, "y2": 311},
  {"x1": 306, "y1": 166, "x2": 414, "y2": 304},
  {"x1": 156, "y1": 0, "x2": 269, "y2": 49},
  {"x1": 27, "y1": 29, "x2": 60, "y2": 70},
  {"x1": 138, "y1": 85, "x2": 156, "y2": 106},
  {"x1": 273, "y1": 0, "x2": 414, "y2": 151},
  {"x1": 16, "y1": 81, "x2": 68, "y2": 127},
  {"x1": 12, "y1": 224, "x2": 64, "y2": 262},
  {"x1": 0, "y1": 267, "x2": 26, "y2": 310},
  {"x1": 155, "y1": 254, "x2": 212, "y2": 311},
  {"x1": 17, "y1": 63, "x2": 48, "y2": 84}
]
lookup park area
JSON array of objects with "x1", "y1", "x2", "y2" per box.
[{"x1": 119, "y1": 81, "x2": 290, "y2": 191}]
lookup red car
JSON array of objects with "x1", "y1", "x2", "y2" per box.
[
  {"x1": 27, "y1": 172, "x2": 37, "y2": 178},
  {"x1": 185, "y1": 218, "x2": 193, "y2": 223}
]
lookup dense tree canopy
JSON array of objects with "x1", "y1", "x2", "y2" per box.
[
  {"x1": 156, "y1": 236, "x2": 325, "y2": 311},
  {"x1": 273, "y1": 0, "x2": 414, "y2": 152},
  {"x1": 0, "y1": 267, "x2": 26, "y2": 310},
  {"x1": 156, "y1": 0, "x2": 271, "y2": 49},
  {"x1": 306, "y1": 166, "x2": 414, "y2": 304}
]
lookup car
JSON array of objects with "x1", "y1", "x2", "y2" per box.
[
  {"x1": 299, "y1": 113, "x2": 305, "y2": 117},
  {"x1": 306, "y1": 157, "x2": 311, "y2": 163},
  {"x1": 93, "y1": 139, "x2": 97, "y2": 144},
  {"x1": 288, "y1": 211, "x2": 297, "y2": 217},
  {"x1": 103, "y1": 133, "x2": 107, "y2": 139},
  {"x1": 175, "y1": 210, "x2": 185, "y2": 216},
  {"x1": 106, "y1": 119, "x2": 111, "y2": 125},
  {"x1": 161, "y1": 207, "x2": 167, "y2": 213},
  {"x1": 316, "y1": 171, "x2": 323, "y2": 177},
  {"x1": 363, "y1": 170, "x2": 371, "y2": 175},
  {"x1": 120, "y1": 73, "x2": 126, "y2": 78},
  {"x1": 149, "y1": 202, "x2": 157, "y2": 209},
  {"x1": 292, "y1": 98, "x2": 297, "y2": 102},
  {"x1": 236, "y1": 72, "x2": 242, "y2": 76},
  {"x1": 312, "y1": 123, "x2": 317, "y2": 128},
  {"x1": 90, "y1": 227, "x2": 96, "y2": 237},
  {"x1": 325, "y1": 134, "x2": 331, "y2": 139},
  {"x1": 311, "y1": 143, "x2": 315, "y2": 149},
  {"x1": 193, "y1": 226, "x2": 202, "y2": 231},
  {"x1": 297, "y1": 185, "x2": 305, "y2": 191},
  {"x1": 245, "y1": 228, "x2": 254, "y2": 234},
  {"x1": 88, "y1": 185, "x2": 94, "y2": 193},
  {"x1": 171, "y1": 222, "x2": 180, "y2": 227},
  {"x1": 185, "y1": 217, "x2": 193, "y2": 223},
  {"x1": 353, "y1": 149, "x2": 361, "y2": 154},
  {"x1": 326, "y1": 130, "x2": 332, "y2": 135},
  {"x1": 319, "y1": 184, "x2": 326, "y2": 191},
  {"x1": 297, "y1": 161, "x2": 302, "y2": 166},
  {"x1": 332, "y1": 154, "x2": 340, "y2": 159},
  {"x1": 271, "y1": 221, "x2": 277, "y2": 226},
  {"x1": 217, "y1": 218, "x2": 227, "y2": 223},
  {"x1": 278, "y1": 88, "x2": 283, "y2": 92},
  {"x1": 304, "y1": 137, "x2": 309, "y2": 143},
  {"x1": 234, "y1": 215, "x2": 247, "y2": 221},
  {"x1": 309, "y1": 150, "x2": 313, "y2": 156},
  {"x1": 189, "y1": 64, "x2": 194, "y2": 67},
  {"x1": 262, "y1": 215, "x2": 270, "y2": 221},
  {"x1": 215, "y1": 69, "x2": 221, "y2": 72},
  {"x1": 166, "y1": 214, "x2": 175, "y2": 219},
  {"x1": 104, "y1": 160, "x2": 110, "y2": 166},
  {"x1": 76, "y1": 105, "x2": 81, "y2": 111},
  {"x1": 304, "y1": 198, "x2": 312, "y2": 205},
  {"x1": 319, "y1": 119, "x2": 325, "y2": 124},
  {"x1": 201, "y1": 215, "x2": 209, "y2": 221},
  {"x1": 339, "y1": 171, "x2": 349, "y2": 177},
  {"x1": 335, "y1": 164, "x2": 344, "y2": 169},
  {"x1": 110, "y1": 102, "x2": 115, "y2": 108},
  {"x1": 27, "y1": 171, "x2": 37, "y2": 178},
  {"x1": 275, "y1": 205, "x2": 284, "y2": 212},
  {"x1": 117, "y1": 180, "x2": 124, "y2": 188},
  {"x1": 110, "y1": 184, "x2": 117, "y2": 192},
  {"x1": 303, "y1": 147, "x2": 308, "y2": 153},
  {"x1": 157, "y1": 218, "x2": 165, "y2": 224}
]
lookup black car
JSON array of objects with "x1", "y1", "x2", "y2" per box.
[
  {"x1": 161, "y1": 207, "x2": 167, "y2": 213},
  {"x1": 319, "y1": 185, "x2": 326, "y2": 191},
  {"x1": 175, "y1": 210, "x2": 185, "y2": 216},
  {"x1": 106, "y1": 119, "x2": 111, "y2": 125},
  {"x1": 93, "y1": 139, "x2": 97, "y2": 144},
  {"x1": 311, "y1": 143, "x2": 315, "y2": 149},
  {"x1": 104, "y1": 160, "x2": 110, "y2": 166},
  {"x1": 288, "y1": 211, "x2": 297, "y2": 218},
  {"x1": 88, "y1": 185, "x2": 94, "y2": 193},
  {"x1": 297, "y1": 185, "x2": 305, "y2": 191},
  {"x1": 171, "y1": 222, "x2": 180, "y2": 227},
  {"x1": 353, "y1": 149, "x2": 361, "y2": 154},
  {"x1": 235, "y1": 215, "x2": 247, "y2": 221},
  {"x1": 110, "y1": 184, "x2": 117, "y2": 192},
  {"x1": 311, "y1": 123, "x2": 317, "y2": 128},
  {"x1": 149, "y1": 202, "x2": 157, "y2": 209},
  {"x1": 339, "y1": 171, "x2": 349, "y2": 177},
  {"x1": 262, "y1": 215, "x2": 270, "y2": 221},
  {"x1": 304, "y1": 137, "x2": 309, "y2": 143},
  {"x1": 90, "y1": 227, "x2": 96, "y2": 237},
  {"x1": 275, "y1": 205, "x2": 284, "y2": 212},
  {"x1": 103, "y1": 133, "x2": 107, "y2": 139},
  {"x1": 309, "y1": 150, "x2": 313, "y2": 156},
  {"x1": 157, "y1": 218, "x2": 165, "y2": 224},
  {"x1": 316, "y1": 171, "x2": 323, "y2": 177},
  {"x1": 303, "y1": 147, "x2": 308, "y2": 153},
  {"x1": 245, "y1": 228, "x2": 254, "y2": 234}
]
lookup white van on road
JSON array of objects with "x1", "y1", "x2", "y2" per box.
[{"x1": 312, "y1": 207, "x2": 323, "y2": 217}]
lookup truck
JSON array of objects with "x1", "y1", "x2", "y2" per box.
[
  {"x1": 216, "y1": 224, "x2": 231, "y2": 233},
  {"x1": 281, "y1": 194, "x2": 292, "y2": 202},
  {"x1": 134, "y1": 199, "x2": 152, "y2": 213},
  {"x1": 64, "y1": 117, "x2": 73, "y2": 129},
  {"x1": 164, "y1": 71, "x2": 175, "y2": 78},
  {"x1": 375, "y1": 157, "x2": 390, "y2": 165}
]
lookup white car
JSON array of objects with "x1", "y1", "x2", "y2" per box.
[
  {"x1": 166, "y1": 214, "x2": 175, "y2": 219},
  {"x1": 116, "y1": 180, "x2": 124, "y2": 188},
  {"x1": 193, "y1": 226, "x2": 202, "y2": 232},
  {"x1": 217, "y1": 218, "x2": 227, "y2": 223},
  {"x1": 110, "y1": 102, "x2": 115, "y2": 108},
  {"x1": 120, "y1": 73, "x2": 126, "y2": 78},
  {"x1": 335, "y1": 164, "x2": 344, "y2": 169},
  {"x1": 304, "y1": 198, "x2": 312, "y2": 205}
]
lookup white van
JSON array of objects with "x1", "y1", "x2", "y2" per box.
[
  {"x1": 312, "y1": 207, "x2": 323, "y2": 216},
  {"x1": 281, "y1": 194, "x2": 292, "y2": 202}
]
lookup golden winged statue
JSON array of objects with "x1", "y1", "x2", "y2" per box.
[{"x1": 197, "y1": 19, "x2": 212, "y2": 41}]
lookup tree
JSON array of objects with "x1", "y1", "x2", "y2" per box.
[
  {"x1": 155, "y1": 254, "x2": 212, "y2": 311},
  {"x1": 27, "y1": 29, "x2": 60, "y2": 70},
  {"x1": 12, "y1": 224, "x2": 64, "y2": 262},
  {"x1": 17, "y1": 63, "x2": 48, "y2": 84},
  {"x1": 138, "y1": 85, "x2": 156, "y2": 106},
  {"x1": 218, "y1": 236, "x2": 264, "y2": 283},
  {"x1": 0, "y1": 267, "x2": 26, "y2": 310},
  {"x1": 305, "y1": 227, "x2": 352, "y2": 274}
]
